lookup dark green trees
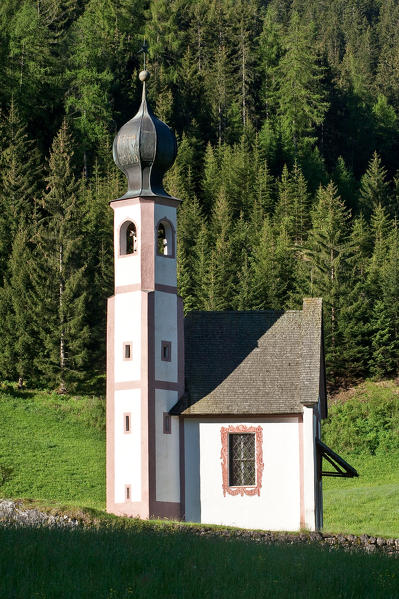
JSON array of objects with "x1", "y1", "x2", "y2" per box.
[
  {"x1": 32, "y1": 121, "x2": 89, "y2": 391},
  {"x1": 1, "y1": 0, "x2": 399, "y2": 390}
]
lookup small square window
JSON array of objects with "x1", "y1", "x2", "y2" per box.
[
  {"x1": 124, "y1": 413, "x2": 131, "y2": 433},
  {"x1": 123, "y1": 343, "x2": 132, "y2": 360},
  {"x1": 163, "y1": 412, "x2": 171, "y2": 434},
  {"x1": 229, "y1": 434, "x2": 255, "y2": 486},
  {"x1": 161, "y1": 341, "x2": 171, "y2": 362}
]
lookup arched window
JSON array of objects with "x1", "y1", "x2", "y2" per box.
[
  {"x1": 157, "y1": 219, "x2": 174, "y2": 257},
  {"x1": 120, "y1": 221, "x2": 137, "y2": 255}
]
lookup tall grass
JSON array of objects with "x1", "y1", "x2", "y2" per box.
[{"x1": 0, "y1": 524, "x2": 398, "y2": 599}]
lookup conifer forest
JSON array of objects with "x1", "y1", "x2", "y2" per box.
[{"x1": 0, "y1": 0, "x2": 399, "y2": 391}]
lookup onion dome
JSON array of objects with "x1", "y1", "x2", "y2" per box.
[{"x1": 113, "y1": 70, "x2": 177, "y2": 200}]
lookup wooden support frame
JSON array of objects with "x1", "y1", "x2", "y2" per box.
[{"x1": 316, "y1": 439, "x2": 359, "y2": 478}]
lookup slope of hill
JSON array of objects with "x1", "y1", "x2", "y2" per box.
[
  {"x1": 0, "y1": 387, "x2": 105, "y2": 509},
  {"x1": 323, "y1": 380, "x2": 399, "y2": 537}
]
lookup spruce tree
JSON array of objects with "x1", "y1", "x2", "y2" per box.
[
  {"x1": 0, "y1": 101, "x2": 42, "y2": 282},
  {"x1": 3, "y1": 228, "x2": 38, "y2": 386},
  {"x1": 248, "y1": 216, "x2": 279, "y2": 310},
  {"x1": 336, "y1": 216, "x2": 372, "y2": 382},
  {"x1": 302, "y1": 182, "x2": 351, "y2": 379},
  {"x1": 205, "y1": 187, "x2": 236, "y2": 310},
  {"x1": 192, "y1": 222, "x2": 211, "y2": 311},
  {"x1": 31, "y1": 120, "x2": 89, "y2": 391},
  {"x1": 369, "y1": 300, "x2": 398, "y2": 378},
  {"x1": 202, "y1": 142, "x2": 221, "y2": 215},
  {"x1": 227, "y1": 0, "x2": 260, "y2": 128},
  {"x1": 359, "y1": 152, "x2": 390, "y2": 217},
  {"x1": 274, "y1": 11, "x2": 329, "y2": 154},
  {"x1": 381, "y1": 223, "x2": 399, "y2": 345},
  {"x1": 367, "y1": 203, "x2": 391, "y2": 301},
  {"x1": 333, "y1": 156, "x2": 358, "y2": 214},
  {"x1": 78, "y1": 161, "x2": 115, "y2": 387},
  {"x1": 176, "y1": 195, "x2": 204, "y2": 312},
  {"x1": 251, "y1": 136, "x2": 275, "y2": 219},
  {"x1": 7, "y1": 1, "x2": 55, "y2": 123},
  {"x1": 292, "y1": 161, "x2": 311, "y2": 244}
]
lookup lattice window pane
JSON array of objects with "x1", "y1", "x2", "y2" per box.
[{"x1": 229, "y1": 434, "x2": 255, "y2": 486}]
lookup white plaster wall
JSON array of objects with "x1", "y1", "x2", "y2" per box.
[
  {"x1": 114, "y1": 292, "x2": 141, "y2": 383},
  {"x1": 114, "y1": 389, "x2": 141, "y2": 503},
  {"x1": 155, "y1": 389, "x2": 180, "y2": 503},
  {"x1": 186, "y1": 418, "x2": 301, "y2": 531},
  {"x1": 154, "y1": 291, "x2": 178, "y2": 382},
  {"x1": 154, "y1": 203, "x2": 177, "y2": 288},
  {"x1": 184, "y1": 420, "x2": 201, "y2": 522},
  {"x1": 154, "y1": 204, "x2": 177, "y2": 229},
  {"x1": 155, "y1": 256, "x2": 177, "y2": 287},
  {"x1": 114, "y1": 203, "x2": 142, "y2": 289},
  {"x1": 303, "y1": 406, "x2": 316, "y2": 530}
]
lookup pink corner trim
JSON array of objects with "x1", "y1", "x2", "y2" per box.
[{"x1": 220, "y1": 425, "x2": 264, "y2": 497}]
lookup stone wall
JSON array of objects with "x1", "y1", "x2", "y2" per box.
[
  {"x1": 1, "y1": 499, "x2": 398, "y2": 557},
  {"x1": 0, "y1": 500, "x2": 79, "y2": 528},
  {"x1": 186, "y1": 526, "x2": 399, "y2": 556}
]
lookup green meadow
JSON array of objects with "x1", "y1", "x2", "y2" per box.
[
  {"x1": 1, "y1": 523, "x2": 399, "y2": 599},
  {"x1": 1, "y1": 382, "x2": 399, "y2": 597},
  {"x1": 0, "y1": 387, "x2": 105, "y2": 510},
  {"x1": 323, "y1": 380, "x2": 399, "y2": 538}
]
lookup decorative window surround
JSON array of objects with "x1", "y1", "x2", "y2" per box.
[
  {"x1": 161, "y1": 340, "x2": 171, "y2": 362},
  {"x1": 123, "y1": 413, "x2": 131, "y2": 434},
  {"x1": 123, "y1": 342, "x2": 133, "y2": 360},
  {"x1": 220, "y1": 425, "x2": 264, "y2": 497},
  {"x1": 163, "y1": 412, "x2": 171, "y2": 434}
]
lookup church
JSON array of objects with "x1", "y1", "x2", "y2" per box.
[{"x1": 106, "y1": 70, "x2": 357, "y2": 532}]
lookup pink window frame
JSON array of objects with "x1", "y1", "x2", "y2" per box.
[{"x1": 220, "y1": 425, "x2": 264, "y2": 497}]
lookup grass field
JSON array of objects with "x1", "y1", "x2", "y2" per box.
[
  {"x1": 0, "y1": 387, "x2": 105, "y2": 509},
  {"x1": 1, "y1": 523, "x2": 399, "y2": 598},
  {"x1": 323, "y1": 452, "x2": 399, "y2": 538},
  {"x1": 323, "y1": 380, "x2": 399, "y2": 538},
  {"x1": 1, "y1": 383, "x2": 399, "y2": 598}
]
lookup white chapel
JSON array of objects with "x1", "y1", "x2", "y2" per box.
[{"x1": 106, "y1": 70, "x2": 357, "y2": 532}]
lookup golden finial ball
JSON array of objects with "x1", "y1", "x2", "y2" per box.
[{"x1": 139, "y1": 70, "x2": 150, "y2": 82}]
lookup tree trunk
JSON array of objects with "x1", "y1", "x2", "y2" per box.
[{"x1": 59, "y1": 243, "x2": 66, "y2": 393}]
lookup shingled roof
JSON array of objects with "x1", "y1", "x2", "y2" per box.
[{"x1": 170, "y1": 298, "x2": 326, "y2": 417}]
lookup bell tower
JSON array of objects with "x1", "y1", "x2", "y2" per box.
[{"x1": 106, "y1": 70, "x2": 184, "y2": 519}]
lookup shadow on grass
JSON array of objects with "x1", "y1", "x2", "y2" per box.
[{"x1": 0, "y1": 523, "x2": 398, "y2": 599}]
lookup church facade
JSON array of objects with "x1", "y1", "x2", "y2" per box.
[{"x1": 106, "y1": 71, "x2": 356, "y2": 531}]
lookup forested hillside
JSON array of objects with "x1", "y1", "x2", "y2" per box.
[{"x1": 0, "y1": 0, "x2": 398, "y2": 391}]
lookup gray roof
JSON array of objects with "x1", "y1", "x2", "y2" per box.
[{"x1": 170, "y1": 298, "x2": 326, "y2": 417}]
